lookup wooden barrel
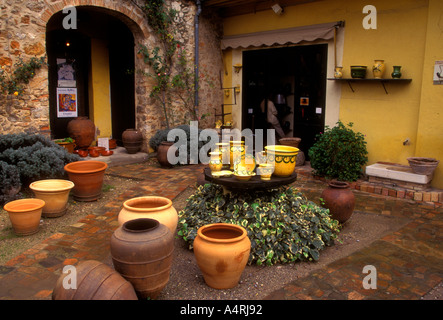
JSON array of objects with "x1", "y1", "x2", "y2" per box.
[{"x1": 52, "y1": 260, "x2": 138, "y2": 300}]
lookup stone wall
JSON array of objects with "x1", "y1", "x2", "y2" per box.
[{"x1": 0, "y1": 0, "x2": 223, "y2": 150}]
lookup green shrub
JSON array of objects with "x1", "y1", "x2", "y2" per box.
[
  {"x1": 0, "y1": 161, "x2": 21, "y2": 204},
  {"x1": 308, "y1": 121, "x2": 368, "y2": 181},
  {"x1": 178, "y1": 184, "x2": 341, "y2": 266},
  {"x1": 0, "y1": 133, "x2": 80, "y2": 203}
]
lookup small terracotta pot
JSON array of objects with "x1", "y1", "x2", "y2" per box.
[
  {"x1": 157, "y1": 141, "x2": 175, "y2": 168},
  {"x1": 118, "y1": 196, "x2": 178, "y2": 234},
  {"x1": 193, "y1": 223, "x2": 251, "y2": 289},
  {"x1": 3, "y1": 198, "x2": 45, "y2": 236},
  {"x1": 64, "y1": 161, "x2": 108, "y2": 202},
  {"x1": 29, "y1": 179, "x2": 74, "y2": 218}
]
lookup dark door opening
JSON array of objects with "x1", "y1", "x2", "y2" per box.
[
  {"x1": 242, "y1": 44, "x2": 327, "y2": 158},
  {"x1": 46, "y1": 7, "x2": 135, "y2": 142}
]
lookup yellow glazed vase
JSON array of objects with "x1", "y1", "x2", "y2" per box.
[
  {"x1": 264, "y1": 145, "x2": 299, "y2": 177},
  {"x1": 215, "y1": 143, "x2": 230, "y2": 169},
  {"x1": 372, "y1": 60, "x2": 385, "y2": 79},
  {"x1": 229, "y1": 141, "x2": 245, "y2": 170},
  {"x1": 209, "y1": 151, "x2": 223, "y2": 172}
]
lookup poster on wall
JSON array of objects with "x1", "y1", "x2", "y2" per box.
[
  {"x1": 57, "y1": 58, "x2": 76, "y2": 87},
  {"x1": 57, "y1": 87, "x2": 78, "y2": 118}
]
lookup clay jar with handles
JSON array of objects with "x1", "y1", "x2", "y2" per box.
[
  {"x1": 321, "y1": 180, "x2": 355, "y2": 224},
  {"x1": 110, "y1": 218, "x2": 174, "y2": 299},
  {"x1": 122, "y1": 129, "x2": 143, "y2": 154},
  {"x1": 67, "y1": 116, "x2": 95, "y2": 149},
  {"x1": 118, "y1": 196, "x2": 178, "y2": 234},
  {"x1": 193, "y1": 223, "x2": 251, "y2": 289}
]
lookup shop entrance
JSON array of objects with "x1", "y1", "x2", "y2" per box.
[
  {"x1": 242, "y1": 44, "x2": 327, "y2": 158},
  {"x1": 46, "y1": 7, "x2": 135, "y2": 144}
]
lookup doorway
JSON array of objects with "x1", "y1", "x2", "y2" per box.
[
  {"x1": 242, "y1": 44, "x2": 327, "y2": 158},
  {"x1": 46, "y1": 7, "x2": 135, "y2": 143}
]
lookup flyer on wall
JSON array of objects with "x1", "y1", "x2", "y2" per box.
[{"x1": 57, "y1": 87, "x2": 78, "y2": 118}]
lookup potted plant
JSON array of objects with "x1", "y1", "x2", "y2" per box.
[{"x1": 54, "y1": 137, "x2": 76, "y2": 153}]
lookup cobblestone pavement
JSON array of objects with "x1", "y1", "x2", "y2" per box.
[{"x1": 0, "y1": 162, "x2": 441, "y2": 300}]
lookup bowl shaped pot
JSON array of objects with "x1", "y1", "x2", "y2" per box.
[
  {"x1": 3, "y1": 198, "x2": 45, "y2": 235},
  {"x1": 193, "y1": 223, "x2": 251, "y2": 289},
  {"x1": 29, "y1": 179, "x2": 74, "y2": 218},
  {"x1": 265, "y1": 145, "x2": 299, "y2": 177},
  {"x1": 64, "y1": 161, "x2": 108, "y2": 202}
]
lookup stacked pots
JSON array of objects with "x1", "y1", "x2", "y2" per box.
[
  {"x1": 52, "y1": 260, "x2": 138, "y2": 300},
  {"x1": 111, "y1": 218, "x2": 174, "y2": 299},
  {"x1": 122, "y1": 129, "x2": 143, "y2": 154},
  {"x1": 64, "y1": 160, "x2": 108, "y2": 202},
  {"x1": 193, "y1": 223, "x2": 251, "y2": 289}
]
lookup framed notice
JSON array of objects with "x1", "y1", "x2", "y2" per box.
[
  {"x1": 57, "y1": 87, "x2": 78, "y2": 118},
  {"x1": 57, "y1": 58, "x2": 76, "y2": 87}
]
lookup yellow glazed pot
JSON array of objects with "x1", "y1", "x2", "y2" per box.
[
  {"x1": 29, "y1": 179, "x2": 75, "y2": 218},
  {"x1": 118, "y1": 196, "x2": 178, "y2": 234},
  {"x1": 229, "y1": 141, "x2": 245, "y2": 170},
  {"x1": 257, "y1": 163, "x2": 274, "y2": 180},
  {"x1": 193, "y1": 223, "x2": 251, "y2": 289},
  {"x1": 209, "y1": 151, "x2": 223, "y2": 173},
  {"x1": 215, "y1": 143, "x2": 230, "y2": 169},
  {"x1": 265, "y1": 145, "x2": 299, "y2": 177}
]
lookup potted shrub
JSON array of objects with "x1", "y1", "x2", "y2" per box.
[{"x1": 54, "y1": 137, "x2": 76, "y2": 153}]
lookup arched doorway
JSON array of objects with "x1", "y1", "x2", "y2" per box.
[{"x1": 46, "y1": 6, "x2": 135, "y2": 144}]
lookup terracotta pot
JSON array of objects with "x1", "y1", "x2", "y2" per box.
[
  {"x1": 3, "y1": 198, "x2": 45, "y2": 236},
  {"x1": 122, "y1": 129, "x2": 143, "y2": 154},
  {"x1": 56, "y1": 141, "x2": 76, "y2": 153},
  {"x1": 157, "y1": 141, "x2": 175, "y2": 168},
  {"x1": 279, "y1": 137, "x2": 301, "y2": 148},
  {"x1": 52, "y1": 260, "x2": 138, "y2": 300},
  {"x1": 109, "y1": 139, "x2": 117, "y2": 149},
  {"x1": 67, "y1": 117, "x2": 95, "y2": 149},
  {"x1": 29, "y1": 179, "x2": 74, "y2": 218},
  {"x1": 111, "y1": 218, "x2": 174, "y2": 299},
  {"x1": 407, "y1": 157, "x2": 439, "y2": 175},
  {"x1": 193, "y1": 223, "x2": 251, "y2": 289},
  {"x1": 118, "y1": 196, "x2": 178, "y2": 234},
  {"x1": 321, "y1": 180, "x2": 355, "y2": 224},
  {"x1": 64, "y1": 160, "x2": 108, "y2": 202}
]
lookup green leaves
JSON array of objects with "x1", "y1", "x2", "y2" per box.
[{"x1": 178, "y1": 184, "x2": 341, "y2": 265}]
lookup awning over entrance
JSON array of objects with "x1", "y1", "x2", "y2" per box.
[{"x1": 221, "y1": 21, "x2": 343, "y2": 49}]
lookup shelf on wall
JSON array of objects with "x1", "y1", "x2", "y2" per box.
[{"x1": 327, "y1": 78, "x2": 412, "y2": 94}]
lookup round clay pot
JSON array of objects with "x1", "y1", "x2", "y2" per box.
[
  {"x1": 122, "y1": 129, "x2": 143, "y2": 154},
  {"x1": 111, "y1": 218, "x2": 174, "y2": 299},
  {"x1": 193, "y1": 223, "x2": 251, "y2": 289},
  {"x1": 52, "y1": 260, "x2": 138, "y2": 300},
  {"x1": 118, "y1": 196, "x2": 178, "y2": 234},
  {"x1": 64, "y1": 160, "x2": 108, "y2": 202},
  {"x1": 321, "y1": 180, "x2": 355, "y2": 224},
  {"x1": 157, "y1": 141, "x2": 175, "y2": 168},
  {"x1": 29, "y1": 179, "x2": 74, "y2": 218},
  {"x1": 3, "y1": 198, "x2": 45, "y2": 236},
  {"x1": 67, "y1": 117, "x2": 95, "y2": 149}
]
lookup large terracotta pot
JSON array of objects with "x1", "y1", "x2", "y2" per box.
[
  {"x1": 29, "y1": 179, "x2": 74, "y2": 218},
  {"x1": 52, "y1": 260, "x2": 138, "y2": 300},
  {"x1": 3, "y1": 198, "x2": 45, "y2": 236},
  {"x1": 122, "y1": 129, "x2": 143, "y2": 154},
  {"x1": 157, "y1": 141, "x2": 175, "y2": 168},
  {"x1": 193, "y1": 223, "x2": 251, "y2": 289},
  {"x1": 118, "y1": 196, "x2": 178, "y2": 234},
  {"x1": 321, "y1": 180, "x2": 355, "y2": 224},
  {"x1": 67, "y1": 117, "x2": 95, "y2": 149},
  {"x1": 64, "y1": 160, "x2": 107, "y2": 202},
  {"x1": 111, "y1": 218, "x2": 174, "y2": 299}
]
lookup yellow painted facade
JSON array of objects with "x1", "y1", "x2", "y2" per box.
[
  {"x1": 89, "y1": 38, "x2": 112, "y2": 141},
  {"x1": 221, "y1": 0, "x2": 443, "y2": 188}
]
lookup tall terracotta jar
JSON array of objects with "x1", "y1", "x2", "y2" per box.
[
  {"x1": 193, "y1": 223, "x2": 251, "y2": 289},
  {"x1": 29, "y1": 179, "x2": 74, "y2": 218},
  {"x1": 122, "y1": 129, "x2": 143, "y2": 154},
  {"x1": 52, "y1": 260, "x2": 138, "y2": 300},
  {"x1": 67, "y1": 117, "x2": 95, "y2": 149},
  {"x1": 118, "y1": 196, "x2": 178, "y2": 234},
  {"x1": 3, "y1": 198, "x2": 45, "y2": 236},
  {"x1": 321, "y1": 180, "x2": 355, "y2": 224},
  {"x1": 64, "y1": 160, "x2": 108, "y2": 202},
  {"x1": 111, "y1": 218, "x2": 174, "y2": 300}
]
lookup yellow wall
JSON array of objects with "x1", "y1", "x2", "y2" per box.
[
  {"x1": 89, "y1": 38, "x2": 112, "y2": 140},
  {"x1": 222, "y1": 0, "x2": 443, "y2": 188}
]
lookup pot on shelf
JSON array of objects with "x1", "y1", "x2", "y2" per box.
[
  {"x1": 29, "y1": 179, "x2": 74, "y2": 218},
  {"x1": 52, "y1": 260, "x2": 138, "y2": 300},
  {"x1": 64, "y1": 160, "x2": 108, "y2": 202},
  {"x1": 111, "y1": 218, "x2": 174, "y2": 300},
  {"x1": 67, "y1": 117, "x2": 95, "y2": 149},
  {"x1": 3, "y1": 198, "x2": 45, "y2": 236},
  {"x1": 118, "y1": 196, "x2": 178, "y2": 234},
  {"x1": 193, "y1": 223, "x2": 251, "y2": 289},
  {"x1": 321, "y1": 180, "x2": 355, "y2": 224},
  {"x1": 407, "y1": 157, "x2": 439, "y2": 175},
  {"x1": 372, "y1": 59, "x2": 385, "y2": 79},
  {"x1": 122, "y1": 129, "x2": 143, "y2": 154}
]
